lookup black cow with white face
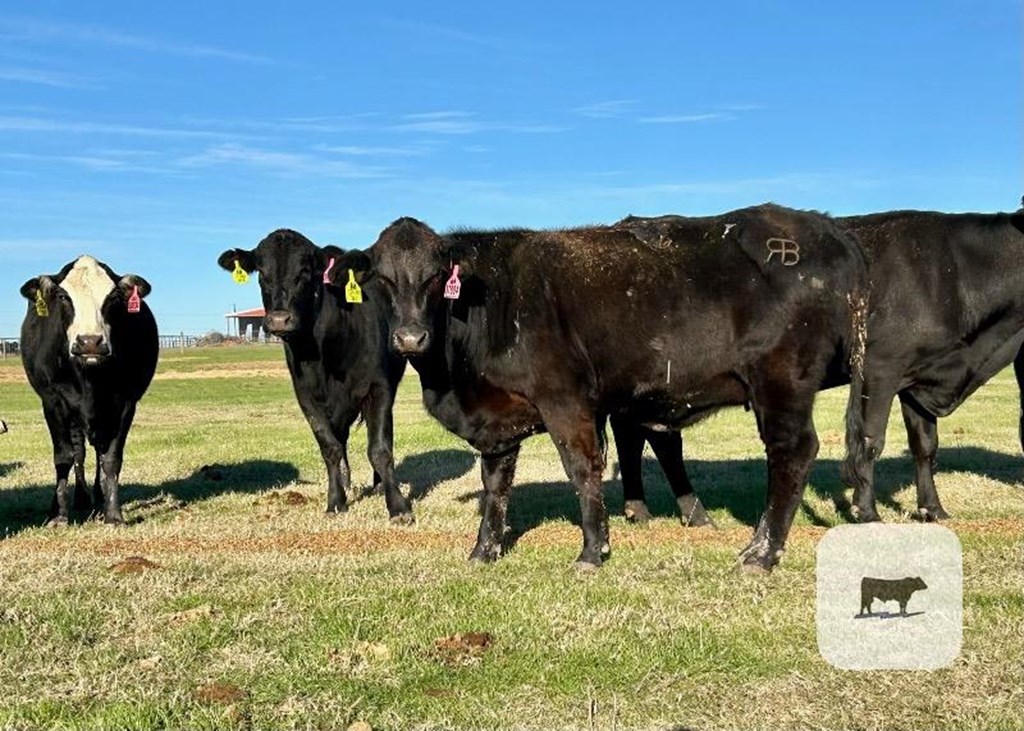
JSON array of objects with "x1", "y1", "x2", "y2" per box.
[
  {"x1": 365, "y1": 205, "x2": 868, "y2": 572},
  {"x1": 217, "y1": 229, "x2": 413, "y2": 521},
  {"x1": 20, "y1": 255, "x2": 158, "y2": 525}
]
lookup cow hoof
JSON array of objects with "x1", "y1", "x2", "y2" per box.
[
  {"x1": 573, "y1": 560, "x2": 601, "y2": 574},
  {"x1": 468, "y1": 543, "x2": 501, "y2": 563},
  {"x1": 853, "y1": 508, "x2": 882, "y2": 523},
  {"x1": 623, "y1": 500, "x2": 652, "y2": 524},
  {"x1": 103, "y1": 515, "x2": 125, "y2": 527},
  {"x1": 739, "y1": 560, "x2": 773, "y2": 576},
  {"x1": 325, "y1": 504, "x2": 349, "y2": 517},
  {"x1": 917, "y1": 506, "x2": 950, "y2": 522},
  {"x1": 46, "y1": 516, "x2": 69, "y2": 529},
  {"x1": 389, "y1": 512, "x2": 416, "y2": 526},
  {"x1": 677, "y1": 495, "x2": 715, "y2": 528}
]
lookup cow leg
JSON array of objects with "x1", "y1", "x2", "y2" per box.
[
  {"x1": 609, "y1": 415, "x2": 651, "y2": 523},
  {"x1": 541, "y1": 407, "x2": 609, "y2": 569},
  {"x1": 321, "y1": 434, "x2": 351, "y2": 515},
  {"x1": 1015, "y1": 346, "x2": 1024, "y2": 455},
  {"x1": 843, "y1": 378, "x2": 898, "y2": 523},
  {"x1": 71, "y1": 427, "x2": 90, "y2": 512},
  {"x1": 364, "y1": 389, "x2": 413, "y2": 524},
  {"x1": 899, "y1": 394, "x2": 949, "y2": 521},
  {"x1": 647, "y1": 429, "x2": 713, "y2": 527},
  {"x1": 42, "y1": 406, "x2": 74, "y2": 527},
  {"x1": 469, "y1": 447, "x2": 520, "y2": 562},
  {"x1": 95, "y1": 402, "x2": 137, "y2": 525},
  {"x1": 739, "y1": 397, "x2": 819, "y2": 573}
]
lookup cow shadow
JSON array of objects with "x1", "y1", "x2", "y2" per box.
[
  {"x1": 0, "y1": 462, "x2": 25, "y2": 480},
  {"x1": 854, "y1": 611, "x2": 925, "y2": 619},
  {"x1": 459, "y1": 446, "x2": 1021, "y2": 556},
  {"x1": 0, "y1": 459, "x2": 299, "y2": 538},
  {"x1": 397, "y1": 449, "x2": 476, "y2": 501}
]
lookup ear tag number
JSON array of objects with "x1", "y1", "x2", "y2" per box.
[
  {"x1": 127, "y1": 285, "x2": 141, "y2": 314},
  {"x1": 34, "y1": 290, "x2": 49, "y2": 317},
  {"x1": 323, "y1": 257, "x2": 336, "y2": 285},
  {"x1": 345, "y1": 269, "x2": 363, "y2": 304},
  {"x1": 232, "y1": 259, "x2": 249, "y2": 284},
  {"x1": 444, "y1": 264, "x2": 462, "y2": 300}
]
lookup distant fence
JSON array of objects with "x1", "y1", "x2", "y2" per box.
[{"x1": 0, "y1": 333, "x2": 279, "y2": 357}]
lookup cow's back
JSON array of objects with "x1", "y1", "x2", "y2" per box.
[{"x1": 499, "y1": 205, "x2": 866, "y2": 422}]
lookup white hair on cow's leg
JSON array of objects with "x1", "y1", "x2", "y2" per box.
[{"x1": 62, "y1": 255, "x2": 115, "y2": 357}]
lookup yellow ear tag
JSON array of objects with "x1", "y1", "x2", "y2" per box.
[
  {"x1": 232, "y1": 259, "x2": 249, "y2": 284},
  {"x1": 34, "y1": 289, "x2": 49, "y2": 317},
  {"x1": 345, "y1": 269, "x2": 363, "y2": 304}
]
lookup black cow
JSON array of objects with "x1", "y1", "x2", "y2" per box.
[
  {"x1": 0, "y1": 420, "x2": 7, "y2": 435},
  {"x1": 361, "y1": 205, "x2": 868, "y2": 571},
  {"x1": 843, "y1": 208, "x2": 1024, "y2": 521},
  {"x1": 859, "y1": 576, "x2": 928, "y2": 616},
  {"x1": 20, "y1": 255, "x2": 158, "y2": 524},
  {"x1": 217, "y1": 229, "x2": 413, "y2": 522},
  {"x1": 618, "y1": 205, "x2": 1024, "y2": 524}
]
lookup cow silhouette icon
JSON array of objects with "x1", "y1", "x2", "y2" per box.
[{"x1": 858, "y1": 576, "x2": 928, "y2": 617}]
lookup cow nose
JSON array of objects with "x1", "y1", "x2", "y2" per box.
[
  {"x1": 264, "y1": 310, "x2": 295, "y2": 335},
  {"x1": 393, "y1": 327, "x2": 430, "y2": 355},
  {"x1": 72, "y1": 334, "x2": 110, "y2": 358}
]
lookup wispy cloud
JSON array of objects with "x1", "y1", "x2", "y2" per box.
[
  {"x1": 391, "y1": 111, "x2": 567, "y2": 135},
  {"x1": 0, "y1": 15, "x2": 271, "y2": 64},
  {"x1": 178, "y1": 143, "x2": 391, "y2": 178},
  {"x1": 0, "y1": 115, "x2": 241, "y2": 139},
  {"x1": 376, "y1": 18, "x2": 506, "y2": 49},
  {"x1": 574, "y1": 100, "x2": 639, "y2": 119},
  {"x1": 0, "y1": 150, "x2": 173, "y2": 174},
  {"x1": 319, "y1": 145, "x2": 426, "y2": 157},
  {"x1": 0, "y1": 65, "x2": 98, "y2": 89},
  {"x1": 638, "y1": 112, "x2": 734, "y2": 124}
]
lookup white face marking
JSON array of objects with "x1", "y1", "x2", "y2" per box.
[{"x1": 62, "y1": 255, "x2": 115, "y2": 356}]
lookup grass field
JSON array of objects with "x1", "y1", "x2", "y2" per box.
[{"x1": 0, "y1": 344, "x2": 1021, "y2": 731}]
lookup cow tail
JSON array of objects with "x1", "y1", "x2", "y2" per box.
[{"x1": 842, "y1": 287, "x2": 870, "y2": 492}]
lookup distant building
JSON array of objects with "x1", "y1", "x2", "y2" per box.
[{"x1": 225, "y1": 307, "x2": 266, "y2": 340}]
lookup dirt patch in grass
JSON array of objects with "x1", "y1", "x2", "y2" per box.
[
  {"x1": 109, "y1": 556, "x2": 161, "y2": 574},
  {"x1": 194, "y1": 681, "x2": 248, "y2": 705},
  {"x1": 432, "y1": 632, "x2": 494, "y2": 666},
  {"x1": 155, "y1": 366, "x2": 287, "y2": 381}
]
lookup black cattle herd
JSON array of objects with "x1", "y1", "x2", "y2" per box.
[{"x1": 14, "y1": 200, "x2": 1024, "y2": 573}]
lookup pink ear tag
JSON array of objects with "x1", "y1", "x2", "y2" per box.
[
  {"x1": 444, "y1": 264, "x2": 462, "y2": 300},
  {"x1": 127, "y1": 285, "x2": 141, "y2": 313},
  {"x1": 323, "y1": 257, "x2": 336, "y2": 285}
]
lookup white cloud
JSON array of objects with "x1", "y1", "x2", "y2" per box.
[
  {"x1": 574, "y1": 100, "x2": 639, "y2": 119},
  {"x1": 0, "y1": 115, "x2": 238, "y2": 138},
  {"x1": 0, "y1": 15, "x2": 271, "y2": 64},
  {"x1": 638, "y1": 112, "x2": 734, "y2": 124},
  {"x1": 178, "y1": 143, "x2": 391, "y2": 178},
  {"x1": 0, "y1": 65, "x2": 98, "y2": 89}
]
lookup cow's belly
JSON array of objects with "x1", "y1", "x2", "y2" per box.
[
  {"x1": 424, "y1": 384, "x2": 544, "y2": 454},
  {"x1": 905, "y1": 327, "x2": 1024, "y2": 417}
]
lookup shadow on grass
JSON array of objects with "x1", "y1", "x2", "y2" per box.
[
  {"x1": 0, "y1": 459, "x2": 299, "y2": 538},
  {"x1": 396, "y1": 448, "x2": 476, "y2": 501},
  {"x1": 0, "y1": 462, "x2": 25, "y2": 480},
  {"x1": 453, "y1": 447, "x2": 1021, "y2": 556}
]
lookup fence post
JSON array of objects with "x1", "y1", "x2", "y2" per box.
[{"x1": 179, "y1": 331, "x2": 185, "y2": 355}]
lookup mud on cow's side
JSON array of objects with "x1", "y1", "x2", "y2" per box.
[{"x1": 354, "y1": 204, "x2": 869, "y2": 572}]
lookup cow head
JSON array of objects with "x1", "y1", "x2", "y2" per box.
[
  {"x1": 912, "y1": 576, "x2": 927, "y2": 591},
  {"x1": 364, "y1": 217, "x2": 455, "y2": 357},
  {"x1": 20, "y1": 255, "x2": 151, "y2": 366},
  {"x1": 217, "y1": 229, "x2": 336, "y2": 339}
]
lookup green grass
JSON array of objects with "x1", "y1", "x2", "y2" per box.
[{"x1": 0, "y1": 344, "x2": 1022, "y2": 730}]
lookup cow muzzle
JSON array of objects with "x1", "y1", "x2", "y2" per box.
[
  {"x1": 264, "y1": 310, "x2": 298, "y2": 337},
  {"x1": 70, "y1": 334, "x2": 111, "y2": 365},
  {"x1": 392, "y1": 326, "x2": 431, "y2": 356}
]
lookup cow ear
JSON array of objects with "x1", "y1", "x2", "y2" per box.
[
  {"x1": 20, "y1": 275, "x2": 56, "y2": 301},
  {"x1": 217, "y1": 248, "x2": 257, "y2": 274},
  {"x1": 323, "y1": 247, "x2": 373, "y2": 285},
  {"x1": 118, "y1": 274, "x2": 151, "y2": 298}
]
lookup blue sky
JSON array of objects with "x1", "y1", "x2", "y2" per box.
[{"x1": 1, "y1": 1, "x2": 1020, "y2": 335}]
